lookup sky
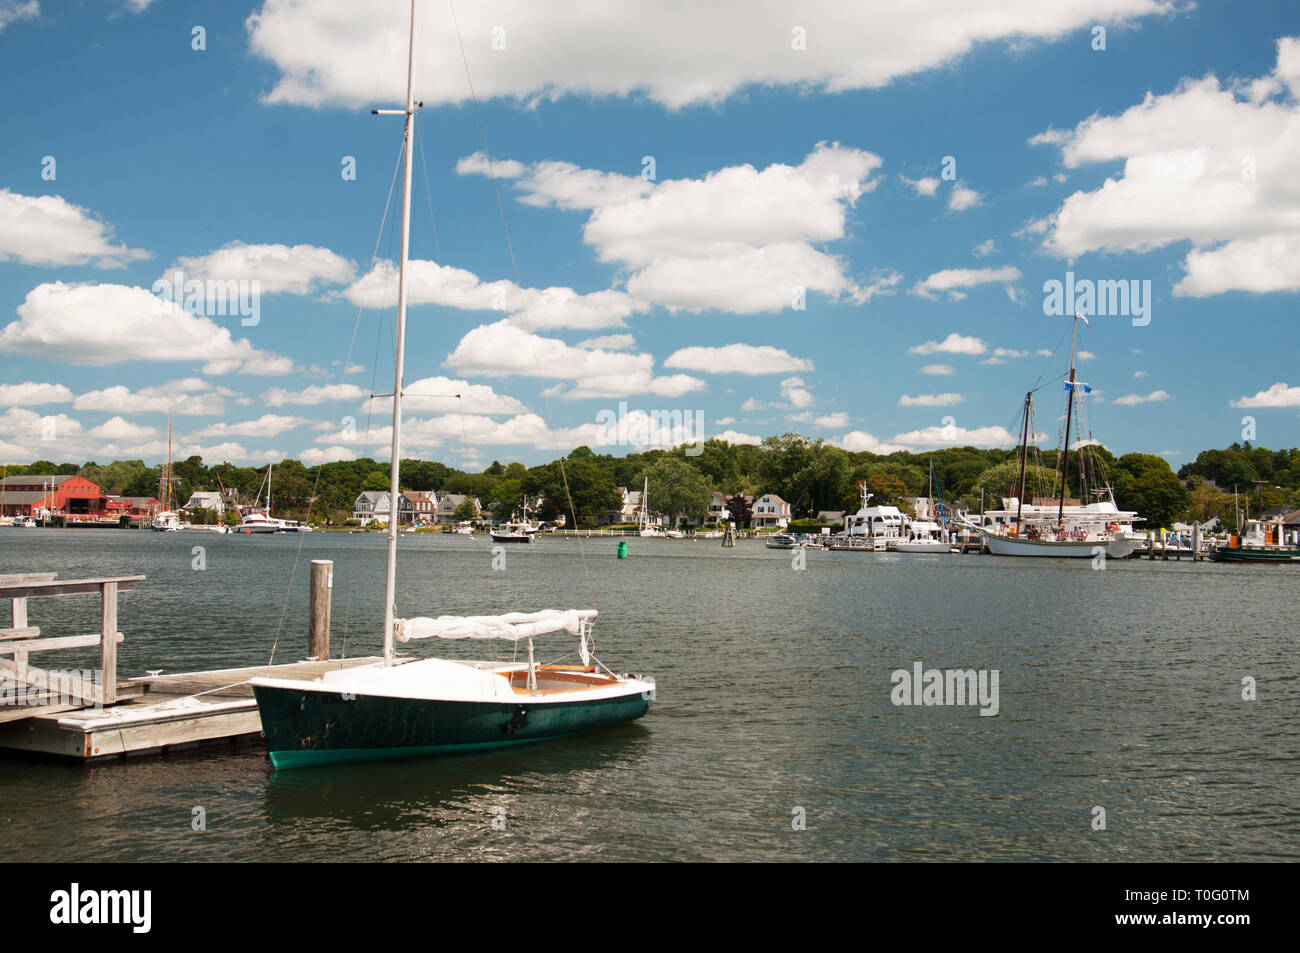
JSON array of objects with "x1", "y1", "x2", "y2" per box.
[{"x1": 1, "y1": 0, "x2": 1299, "y2": 472}]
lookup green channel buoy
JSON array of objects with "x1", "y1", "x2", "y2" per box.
[{"x1": 617, "y1": 540, "x2": 628, "y2": 558}]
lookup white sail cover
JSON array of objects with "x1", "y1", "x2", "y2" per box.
[{"x1": 397, "y1": 609, "x2": 597, "y2": 642}]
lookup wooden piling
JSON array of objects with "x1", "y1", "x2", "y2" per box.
[
  {"x1": 1193, "y1": 523, "x2": 1201, "y2": 561},
  {"x1": 308, "y1": 560, "x2": 332, "y2": 660}
]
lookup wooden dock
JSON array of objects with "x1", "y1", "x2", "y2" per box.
[
  {"x1": 0, "y1": 658, "x2": 380, "y2": 760},
  {"x1": 1, "y1": 562, "x2": 384, "y2": 762}
]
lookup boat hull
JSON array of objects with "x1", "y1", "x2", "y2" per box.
[
  {"x1": 981, "y1": 531, "x2": 1138, "y2": 559},
  {"x1": 893, "y1": 541, "x2": 950, "y2": 553},
  {"x1": 1209, "y1": 546, "x2": 1300, "y2": 563},
  {"x1": 252, "y1": 683, "x2": 652, "y2": 769}
]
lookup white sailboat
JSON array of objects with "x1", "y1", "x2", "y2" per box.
[
  {"x1": 969, "y1": 313, "x2": 1140, "y2": 559},
  {"x1": 238, "y1": 463, "x2": 279, "y2": 533},
  {"x1": 637, "y1": 477, "x2": 661, "y2": 537},
  {"x1": 151, "y1": 411, "x2": 187, "y2": 532},
  {"x1": 251, "y1": 2, "x2": 653, "y2": 767}
]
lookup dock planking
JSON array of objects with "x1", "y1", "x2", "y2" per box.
[{"x1": 0, "y1": 657, "x2": 383, "y2": 760}]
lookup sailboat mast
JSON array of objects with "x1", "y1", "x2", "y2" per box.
[
  {"x1": 381, "y1": 0, "x2": 418, "y2": 665},
  {"x1": 1057, "y1": 313, "x2": 1081, "y2": 526},
  {"x1": 1015, "y1": 391, "x2": 1031, "y2": 529}
]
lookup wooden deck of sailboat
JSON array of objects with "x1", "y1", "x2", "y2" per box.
[{"x1": 0, "y1": 657, "x2": 381, "y2": 761}]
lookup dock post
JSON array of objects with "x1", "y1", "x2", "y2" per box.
[
  {"x1": 1161, "y1": 530, "x2": 1168, "y2": 561},
  {"x1": 1147, "y1": 531, "x2": 1155, "y2": 560},
  {"x1": 308, "y1": 560, "x2": 332, "y2": 660},
  {"x1": 1193, "y1": 523, "x2": 1201, "y2": 562},
  {"x1": 100, "y1": 581, "x2": 117, "y2": 706}
]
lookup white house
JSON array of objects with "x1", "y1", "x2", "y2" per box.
[
  {"x1": 435, "y1": 493, "x2": 480, "y2": 525},
  {"x1": 182, "y1": 491, "x2": 225, "y2": 517},
  {"x1": 352, "y1": 490, "x2": 413, "y2": 526},
  {"x1": 751, "y1": 493, "x2": 791, "y2": 529}
]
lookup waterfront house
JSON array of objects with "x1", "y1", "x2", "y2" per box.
[
  {"x1": 435, "y1": 493, "x2": 480, "y2": 525},
  {"x1": 405, "y1": 490, "x2": 439, "y2": 525},
  {"x1": 751, "y1": 493, "x2": 791, "y2": 529},
  {"x1": 182, "y1": 490, "x2": 225, "y2": 517},
  {"x1": 351, "y1": 490, "x2": 413, "y2": 526}
]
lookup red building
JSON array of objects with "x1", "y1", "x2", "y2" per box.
[{"x1": 0, "y1": 474, "x2": 108, "y2": 519}]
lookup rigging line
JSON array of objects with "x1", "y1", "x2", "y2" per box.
[
  {"x1": 448, "y1": 0, "x2": 597, "y2": 610},
  {"x1": 1029, "y1": 320, "x2": 1073, "y2": 393},
  {"x1": 264, "y1": 137, "x2": 409, "y2": 671}
]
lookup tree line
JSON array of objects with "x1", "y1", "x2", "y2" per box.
[{"x1": 7, "y1": 438, "x2": 1298, "y2": 530}]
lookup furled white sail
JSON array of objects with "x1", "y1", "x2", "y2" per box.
[{"x1": 397, "y1": 609, "x2": 597, "y2": 642}]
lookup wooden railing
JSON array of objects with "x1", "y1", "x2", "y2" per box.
[{"x1": 0, "y1": 573, "x2": 145, "y2": 709}]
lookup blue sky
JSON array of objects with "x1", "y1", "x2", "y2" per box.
[{"x1": 2, "y1": 0, "x2": 1298, "y2": 470}]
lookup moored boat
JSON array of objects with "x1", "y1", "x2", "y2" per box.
[
  {"x1": 969, "y1": 313, "x2": 1141, "y2": 559},
  {"x1": 250, "y1": 2, "x2": 653, "y2": 768}
]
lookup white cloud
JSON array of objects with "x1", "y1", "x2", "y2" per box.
[
  {"x1": 186, "y1": 414, "x2": 311, "y2": 439},
  {"x1": 889, "y1": 423, "x2": 1016, "y2": 448},
  {"x1": 74, "y1": 379, "x2": 229, "y2": 416},
  {"x1": 713, "y1": 430, "x2": 762, "y2": 446},
  {"x1": 812, "y1": 412, "x2": 850, "y2": 428},
  {"x1": 839, "y1": 430, "x2": 905, "y2": 454},
  {"x1": 461, "y1": 142, "x2": 890, "y2": 316},
  {"x1": 714, "y1": 416, "x2": 736, "y2": 426},
  {"x1": 1134, "y1": 370, "x2": 1148, "y2": 378},
  {"x1": 780, "y1": 376, "x2": 814, "y2": 409},
  {"x1": 585, "y1": 142, "x2": 883, "y2": 313},
  {"x1": 912, "y1": 265, "x2": 1021, "y2": 301},
  {"x1": 947, "y1": 182, "x2": 982, "y2": 212},
  {"x1": 453, "y1": 152, "x2": 527, "y2": 180},
  {"x1": 247, "y1": 1, "x2": 1173, "y2": 110},
  {"x1": 972, "y1": 238, "x2": 996, "y2": 258},
  {"x1": 980, "y1": 347, "x2": 1031, "y2": 365},
  {"x1": 0, "y1": 381, "x2": 73, "y2": 406},
  {"x1": 1112, "y1": 389, "x2": 1171, "y2": 406},
  {"x1": 902, "y1": 175, "x2": 940, "y2": 197},
  {"x1": 165, "y1": 242, "x2": 355, "y2": 295},
  {"x1": 260, "y1": 383, "x2": 368, "y2": 407},
  {"x1": 444, "y1": 320, "x2": 704, "y2": 400},
  {"x1": 0, "y1": 282, "x2": 292, "y2": 375},
  {"x1": 921, "y1": 364, "x2": 955, "y2": 376},
  {"x1": 908, "y1": 333, "x2": 987, "y2": 356},
  {"x1": 363, "y1": 376, "x2": 530, "y2": 416},
  {"x1": 300, "y1": 445, "x2": 359, "y2": 465},
  {"x1": 898, "y1": 393, "x2": 964, "y2": 407},
  {"x1": 1030, "y1": 37, "x2": 1300, "y2": 296},
  {"x1": 1178, "y1": 234, "x2": 1300, "y2": 296},
  {"x1": 576, "y1": 334, "x2": 636, "y2": 351},
  {"x1": 0, "y1": 189, "x2": 150, "y2": 268},
  {"x1": 86, "y1": 416, "x2": 158, "y2": 442},
  {"x1": 1230, "y1": 382, "x2": 1300, "y2": 408},
  {"x1": 342, "y1": 259, "x2": 645, "y2": 331},
  {"x1": 664, "y1": 344, "x2": 814, "y2": 375},
  {"x1": 0, "y1": 2, "x2": 38, "y2": 33},
  {"x1": 504, "y1": 160, "x2": 653, "y2": 211}
]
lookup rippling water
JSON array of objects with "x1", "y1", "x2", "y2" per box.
[{"x1": 1, "y1": 528, "x2": 1297, "y2": 861}]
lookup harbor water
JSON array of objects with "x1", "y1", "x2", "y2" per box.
[{"x1": 1, "y1": 529, "x2": 1297, "y2": 862}]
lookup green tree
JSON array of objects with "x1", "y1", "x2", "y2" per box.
[
  {"x1": 1112, "y1": 453, "x2": 1190, "y2": 529},
  {"x1": 645, "y1": 456, "x2": 712, "y2": 525}
]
